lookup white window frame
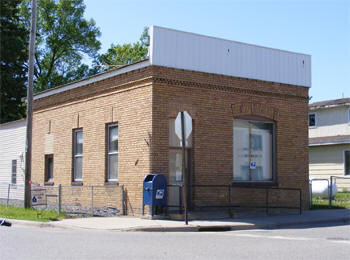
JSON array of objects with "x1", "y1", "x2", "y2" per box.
[
  {"x1": 73, "y1": 129, "x2": 83, "y2": 181},
  {"x1": 308, "y1": 113, "x2": 316, "y2": 128},
  {"x1": 107, "y1": 124, "x2": 118, "y2": 181}
]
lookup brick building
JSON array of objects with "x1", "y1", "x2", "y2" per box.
[{"x1": 32, "y1": 26, "x2": 311, "y2": 216}]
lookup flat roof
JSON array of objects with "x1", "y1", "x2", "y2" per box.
[
  {"x1": 309, "y1": 135, "x2": 350, "y2": 146},
  {"x1": 309, "y1": 98, "x2": 350, "y2": 110}
]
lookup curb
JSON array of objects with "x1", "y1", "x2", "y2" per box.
[
  {"x1": 5, "y1": 219, "x2": 56, "y2": 229},
  {"x1": 4, "y1": 216, "x2": 350, "y2": 232}
]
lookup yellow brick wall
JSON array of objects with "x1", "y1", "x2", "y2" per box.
[
  {"x1": 32, "y1": 65, "x2": 309, "y2": 215},
  {"x1": 32, "y1": 79, "x2": 153, "y2": 215}
]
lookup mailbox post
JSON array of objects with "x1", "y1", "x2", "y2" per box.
[{"x1": 142, "y1": 174, "x2": 167, "y2": 216}]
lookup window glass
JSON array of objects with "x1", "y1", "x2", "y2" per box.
[
  {"x1": 169, "y1": 112, "x2": 192, "y2": 148},
  {"x1": 345, "y1": 151, "x2": 350, "y2": 176},
  {"x1": 73, "y1": 130, "x2": 83, "y2": 181},
  {"x1": 74, "y1": 156, "x2": 82, "y2": 180},
  {"x1": 11, "y1": 160, "x2": 17, "y2": 184},
  {"x1": 107, "y1": 124, "x2": 118, "y2": 181},
  {"x1": 233, "y1": 119, "x2": 274, "y2": 182},
  {"x1": 251, "y1": 122, "x2": 272, "y2": 181},
  {"x1": 169, "y1": 150, "x2": 183, "y2": 182},
  {"x1": 108, "y1": 154, "x2": 118, "y2": 180},
  {"x1": 48, "y1": 157, "x2": 53, "y2": 180},
  {"x1": 45, "y1": 155, "x2": 54, "y2": 181},
  {"x1": 233, "y1": 120, "x2": 250, "y2": 181},
  {"x1": 309, "y1": 114, "x2": 316, "y2": 127},
  {"x1": 75, "y1": 131, "x2": 83, "y2": 155},
  {"x1": 109, "y1": 126, "x2": 118, "y2": 152}
]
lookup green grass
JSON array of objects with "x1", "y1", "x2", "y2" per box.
[
  {"x1": 0, "y1": 205, "x2": 66, "y2": 222},
  {"x1": 311, "y1": 192, "x2": 350, "y2": 209}
]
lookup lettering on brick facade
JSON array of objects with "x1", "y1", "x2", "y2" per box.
[{"x1": 231, "y1": 102, "x2": 279, "y2": 120}]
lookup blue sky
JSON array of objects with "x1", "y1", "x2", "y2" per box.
[{"x1": 84, "y1": 0, "x2": 350, "y2": 102}]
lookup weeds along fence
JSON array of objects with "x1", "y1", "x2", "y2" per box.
[
  {"x1": 32, "y1": 184, "x2": 125, "y2": 216},
  {"x1": 0, "y1": 182, "x2": 125, "y2": 216},
  {"x1": 0, "y1": 182, "x2": 25, "y2": 207}
]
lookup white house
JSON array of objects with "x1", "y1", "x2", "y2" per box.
[
  {"x1": 309, "y1": 98, "x2": 350, "y2": 190},
  {"x1": 0, "y1": 119, "x2": 26, "y2": 206}
]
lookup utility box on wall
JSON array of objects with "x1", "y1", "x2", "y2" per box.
[{"x1": 142, "y1": 174, "x2": 167, "y2": 216}]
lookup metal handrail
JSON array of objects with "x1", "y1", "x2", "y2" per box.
[{"x1": 166, "y1": 184, "x2": 302, "y2": 216}]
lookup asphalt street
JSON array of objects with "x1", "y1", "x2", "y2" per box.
[{"x1": 1, "y1": 222, "x2": 349, "y2": 259}]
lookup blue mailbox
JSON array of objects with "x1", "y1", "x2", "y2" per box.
[{"x1": 142, "y1": 174, "x2": 167, "y2": 216}]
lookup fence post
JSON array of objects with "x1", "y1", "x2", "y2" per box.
[
  {"x1": 6, "y1": 184, "x2": 11, "y2": 207},
  {"x1": 121, "y1": 184, "x2": 125, "y2": 215},
  {"x1": 58, "y1": 184, "x2": 61, "y2": 214},
  {"x1": 90, "y1": 186, "x2": 94, "y2": 216}
]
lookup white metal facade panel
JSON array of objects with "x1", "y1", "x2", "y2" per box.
[
  {"x1": 0, "y1": 120, "x2": 26, "y2": 200},
  {"x1": 150, "y1": 26, "x2": 311, "y2": 87}
]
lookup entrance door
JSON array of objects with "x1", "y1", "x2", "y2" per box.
[
  {"x1": 168, "y1": 112, "x2": 193, "y2": 213},
  {"x1": 168, "y1": 149, "x2": 192, "y2": 212}
]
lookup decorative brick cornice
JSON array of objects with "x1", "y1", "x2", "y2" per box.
[{"x1": 152, "y1": 77, "x2": 308, "y2": 101}]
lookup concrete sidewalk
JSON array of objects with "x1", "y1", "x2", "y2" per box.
[{"x1": 5, "y1": 209, "x2": 350, "y2": 232}]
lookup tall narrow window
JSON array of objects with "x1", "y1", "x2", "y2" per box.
[
  {"x1": 233, "y1": 119, "x2": 275, "y2": 182},
  {"x1": 345, "y1": 151, "x2": 350, "y2": 176},
  {"x1": 45, "y1": 154, "x2": 54, "y2": 182},
  {"x1": 11, "y1": 160, "x2": 17, "y2": 184},
  {"x1": 169, "y1": 112, "x2": 193, "y2": 183},
  {"x1": 107, "y1": 124, "x2": 118, "y2": 181},
  {"x1": 73, "y1": 129, "x2": 83, "y2": 181}
]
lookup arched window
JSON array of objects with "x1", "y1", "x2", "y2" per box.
[{"x1": 233, "y1": 117, "x2": 275, "y2": 182}]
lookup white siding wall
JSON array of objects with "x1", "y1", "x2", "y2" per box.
[
  {"x1": 150, "y1": 26, "x2": 311, "y2": 87},
  {"x1": 309, "y1": 106, "x2": 350, "y2": 138},
  {"x1": 309, "y1": 144, "x2": 350, "y2": 190},
  {"x1": 0, "y1": 120, "x2": 26, "y2": 200}
]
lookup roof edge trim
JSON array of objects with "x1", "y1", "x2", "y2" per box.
[{"x1": 33, "y1": 60, "x2": 150, "y2": 101}]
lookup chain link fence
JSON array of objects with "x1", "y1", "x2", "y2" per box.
[
  {"x1": 1, "y1": 182, "x2": 125, "y2": 216},
  {"x1": 309, "y1": 176, "x2": 350, "y2": 209},
  {"x1": 0, "y1": 182, "x2": 25, "y2": 207}
]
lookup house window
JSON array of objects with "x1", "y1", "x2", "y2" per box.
[
  {"x1": 73, "y1": 129, "x2": 83, "y2": 181},
  {"x1": 345, "y1": 151, "x2": 350, "y2": 176},
  {"x1": 233, "y1": 119, "x2": 275, "y2": 182},
  {"x1": 309, "y1": 113, "x2": 316, "y2": 127},
  {"x1": 107, "y1": 124, "x2": 118, "y2": 181},
  {"x1": 45, "y1": 154, "x2": 54, "y2": 182},
  {"x1": 11, "y1": 160, "x2": 17, "y2": 184}
]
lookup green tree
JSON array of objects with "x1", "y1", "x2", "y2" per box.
[
  {"x1": 99, "y1": 27, "x2": 149, "y2": 70},
  {"x1": 0, "y1": 0, "x2": 28, "y2": 123},
  {"x1": 21, "y1": 0, "x2": 101, "y2": 92}
]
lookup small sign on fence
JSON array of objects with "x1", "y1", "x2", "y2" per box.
[{"x1": 31, "y1": 188, "x2": 47, "y2": 206}]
